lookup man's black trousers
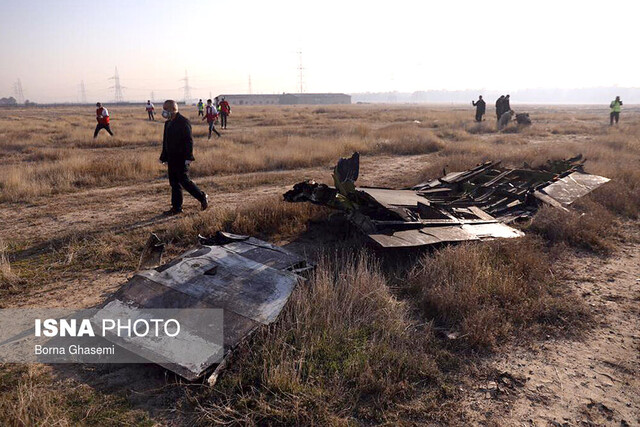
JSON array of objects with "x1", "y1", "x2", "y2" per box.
[
  {"x1": 167, "y1": 161, "x2": 205, "y2": 210},
  {"x1": 94, "y1": 123, "x2": 113, "y2": 137},
  {"x1": 475, "y1": 111, "x2": 484, "y2": 122},
  {"x1": 610, "y1": 112, "x2": 620, "y2": 125},
  {"x1": 220, "y1": 112, "x2": 228, "y2": 128}
]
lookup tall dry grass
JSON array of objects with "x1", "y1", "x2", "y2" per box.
[
  {"x1": 408, "y1": 238, "x2": 590, "y2": 350},
  {"x1": 193, "y1": 254, "x2": 446, "y2": 425},
  {"x1": 4, "y1": 104, "x2": 639, "y2": 205},
  {"x1": 0, "y1": 365, "x2": 151, "y2": 426},
  {"x1": 162, "y1": 197, "x2": 328, "y2": 245},
  {"x1": 0, "y1": 239, "x2": 19, "y2": 291}
]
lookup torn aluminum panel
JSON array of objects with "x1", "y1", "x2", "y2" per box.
[
  {"x1": 368, "y1": 222, "x2": 523, "y2": 248},
  {"x1": 535, "y1": 172, "x2": 610, "y2": 206},
  {"x1": 96, "y1": 231, "x2": 312, "y2": 381},
  {"x1": 283, "y1": 152, "x2": 609, "y2": 249}
]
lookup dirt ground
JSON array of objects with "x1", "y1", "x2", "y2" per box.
[{"x1": 459, "y1": 228, "x2": 640, "y2": 426}]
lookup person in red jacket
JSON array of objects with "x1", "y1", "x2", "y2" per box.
[
  {"x1": 218, "y1": 97, "x2": 231, "y2": 129},
  {"x1": 202, "y1": 99, "x2": 221, "y2": 139},
  {"x1": 93, "y1": 102, "x2": 114, "y2": 138}
]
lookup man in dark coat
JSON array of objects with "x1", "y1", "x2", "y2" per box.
[
  {"x1": 503, "y1": 94, "x2": 511, "y2": 112},
  {"x1": 159, "y1": 100, "x2": 208, "y2": 215},
  {"x1": 495, "y1": 95, "x2": 505, "y2": 120},
  {"x1": 472, "y1": 95, "x2": 486, "y2": 122}
]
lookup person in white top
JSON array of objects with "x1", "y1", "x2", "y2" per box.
[
  {"x1": 94, "y1": 102, "x2": 113, "y2": 138},
  {"x1": 146, "y1": 100, "x2": 155, "y2": 121}
]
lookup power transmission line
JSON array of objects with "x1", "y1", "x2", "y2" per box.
[
  {"x1": 297, "y1": 51, "x2": 304, "y2": 93},
  {"x1": 180, "y1": 70, "x2": 192, "y2": 104},
  {"x1": 108, "y1": 67, "x2": 125, "y2": 103},
  {"x1": 13, "y1": 79, "x2": 24, "y2": 104},
  {"x1": 80, "y1": 80, "x2": 87, "y2": 104}
]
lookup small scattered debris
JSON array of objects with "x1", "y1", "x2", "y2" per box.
[
  {"x1": 138, "y1": 233, "x2": 165, "y2": 269},
  {"x1": 284, "y1": 153, "x2": 609, "y2": 248}
]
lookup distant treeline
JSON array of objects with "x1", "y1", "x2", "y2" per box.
[{"x1": 351, "y1": 87, "x2": 640, "y2": 104}]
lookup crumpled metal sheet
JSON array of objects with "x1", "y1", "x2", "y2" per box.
[
  {"x1": 283, "y1": 152, "x2": 609, "y2": 248},
  {"x1": 97, "y1": 232, "x2": 313, "y2": 381}
]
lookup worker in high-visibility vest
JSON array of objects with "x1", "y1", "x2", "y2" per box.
[
  {"x1": 197, "y1": 99, "x2": 205, "y2": 117},
  {"x1": 609, "y1": 96, "x2": 623, "y2": 125}
]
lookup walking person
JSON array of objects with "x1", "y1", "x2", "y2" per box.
[
  {"x1": 146, "y1": 100, "x2": 155, "y2": 121},
  {"x1": 159, "y1": 100, "x2": 209, "y2": 215},
  {"x1": 218, "y1": 97, "x2": 231, "y2": 129},
  {"x1": 609, "y1": 96, "x2": 623, "y2": 125},
  {"x1": 93, "y1": 102, "x2": 114, "y2": 138},
  {"x1": 472, "y1": 95, "x2": 486, "y2": 122},
  {"x1": 495, "y1": 95, "x2": 505, "y2": 121},
  {"x1": 202, "y1": 99, "x2": 221, "y2": 139},
  {"x1": 197, "y1": 99, "x2": 205, "y2": 117}
]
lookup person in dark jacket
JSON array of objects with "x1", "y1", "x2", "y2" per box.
[
  {"x1": 159, "y1": 100, "x2": 208, "y2": 215},
  {"x1": 472, "y1": 96, "x2": 486, "y2": 122},
  {"x1": 503, "y1": 94, "x2": 511, "y2": 112},
  {"x1": 495, "y1": 95, "x2": 505, "y2": 120}
]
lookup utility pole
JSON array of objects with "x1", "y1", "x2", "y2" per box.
[
  {"x1": 150, "y1": 91, "x2": 155, "y2": 102},
  {"x1": 13, "y1": 79, "x2": 24, "y2": 104},
  {"x1": 297, "y1": 51, "x2": 304, "y2": 93},
  {"x1": 109, "y1": 67, "x2": 124, "y2": 103},
  {"x1": 181, "y1": 70, "x2": 192, "y2": 104},
  {"x1": 248, "y1": 74, "x2": 252, "y2": 94},
  {"x1": 80, "y1": 80, "x2": 87, "y2": 104}
]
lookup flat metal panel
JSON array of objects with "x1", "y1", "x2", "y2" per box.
[
  {"x1": 223, "y1": 238, "x2": 309, "y2": 271},
  {"x1": 540, "y1": 172, "x2": 610, "y2": 205},
  {"x1": 369, "y1": 226, "x2": 479, "y2": 248},
  {"x1": 100, "y1": 275, "x2": 260, "y2": 380},
  {"x1": 137, "y1": 246, "x2": 299, "y2": 325},
  {"x1": 358, "y1": 188, "x2": 429, "y2": 207},
  {"x1": 461, "y1": 222, "x2": 524, "y2": 239},
  {"x1": 94, "y1": 300, "x2": 224, "y2": 380}
]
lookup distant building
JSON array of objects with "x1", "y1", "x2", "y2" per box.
[{"x1": 214, "y1": 93, "x2": 351, "y2": 106}]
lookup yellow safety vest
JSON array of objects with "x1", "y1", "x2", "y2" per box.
[{"x1": 610, "y1": 100, "x2": 622, "y2": 113}]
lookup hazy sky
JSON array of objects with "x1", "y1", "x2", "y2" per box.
[{"x1": 1, "y1": 0, "x2": 638, "y2": 102}]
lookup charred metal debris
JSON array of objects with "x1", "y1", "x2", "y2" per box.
[{"x1": 283, "y1": 153, "x2": 610, "y2": 248}]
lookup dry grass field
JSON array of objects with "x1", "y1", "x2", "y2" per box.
[{"x1": 0, "y1": 103, "x2": 639, "y2": 425}]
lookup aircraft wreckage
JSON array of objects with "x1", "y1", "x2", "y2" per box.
[
  {"x1": 97, "y1": 232, "x2": 313, "y2": 383},
  {"x1": 283, "y1": 153, "x2": 610, "y2": 248},
  {"x1": 11, "y1": 154, "x2": 605, "y2": 384}
]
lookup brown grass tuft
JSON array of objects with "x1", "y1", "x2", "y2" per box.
[
  {"x1": 408, "y1": 238, "x2": 590, "y2": 350},
  {"x1": 194, "y1": 254, "x2": 445, "y2": 424},
  {"x1": 0, "y1": 240, "x2": 20, "y2": 291},
  {"x1": 162, "y1": 197, "x2": 328, "y2": 246},
  {"x1": 527, "y1": 201, "x2": 616, "y2": 253}
]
